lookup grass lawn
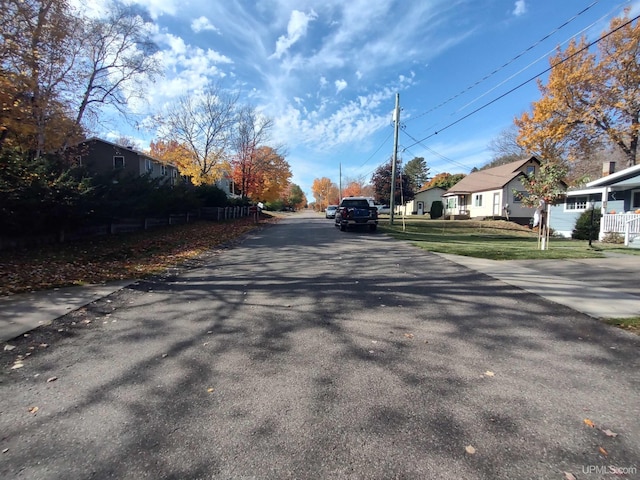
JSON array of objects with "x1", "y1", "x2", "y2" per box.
[
  {"x1": 378, "y1": 218, "x2": 639, "y2": 260},
  {"x1": 603, "y1": 317, "x2": 640, "y2": 335}
]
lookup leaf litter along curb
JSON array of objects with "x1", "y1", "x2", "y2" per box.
[{"x1": 0, "y1": 216, "x2": 277, "y2": 296}]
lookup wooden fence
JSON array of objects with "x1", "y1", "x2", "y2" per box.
[{"x1": 0, "y1": 206, "x2": 253, "y2": 250}]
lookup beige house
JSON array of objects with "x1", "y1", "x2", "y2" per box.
[
  {"x1": 442, "y1": 157, "x2": 540, "y2": 224},
  {"x1": 397, "y1": 186, "x2": 446, "y2": 216}
]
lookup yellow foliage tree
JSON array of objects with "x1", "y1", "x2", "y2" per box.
[
  {"x1": 311, "y1": 177, "x2": 337, "y2": 211},
  {"x1": 149, "y1": 139, "x2": 193, "y2": 173},
  {"x1": 516, "y1": 11, "x2": 640, "y2": 168},
  {"x1": 246, "y1": 146, "x2": 292, "y2": 203}
]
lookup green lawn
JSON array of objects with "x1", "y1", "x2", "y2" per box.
[{"x1": 378, "y1": 218, "x2": 639, "y2": 260}]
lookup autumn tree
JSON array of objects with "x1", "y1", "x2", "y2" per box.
[
  {"x1": 230, "y1": 105, "x2": 274, "y2": 198},
  {"x1": 161, "y1": 84, "x2": 237, "y2": 185},
  {"x1": 404, "y1": 156, "x2": 429, "y2": 192},
  {"x1": 515, "y1": 162, "x2": 568, "y2": 250},
  {"x1": 311, "y1": 177, "x2": 337, "y2": 211},
  {"x1": 341, "y1": 177, "x2": 367, "y2": 197},
  {"x1": 148, "y1": 139, "x2": 192, "y2": 170},
  {"x1": 0, "y1": 0, "x2": 85, "y2": 154},
  {"x1": 244, "y1": 146, "x2": 291, "y2": 202},
  {"x1": 516, "y1": 11, "x2": 640, "y2": 168},
  {"x1": 422, "y1": 172, "x2": 466, "y2": 190},
  {"x1": 281, "y1": 183, "x2": 306, "y2": 210}
]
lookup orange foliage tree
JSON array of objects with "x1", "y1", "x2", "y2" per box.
[
  {"x1": 230, "y1": 146, "x2": 291, "y2": 202},
  {"x1": 311, "y1": 177, "x2": 337, "y2": 211},
  {"x1": 516, "y1": 11, "x2": 640, "y2": 168}
]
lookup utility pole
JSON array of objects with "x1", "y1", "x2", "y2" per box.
[
  {"x1": 339, "y1": 163, "x2": 342, "y2": 201},
  {"x1": 389, "y1": 93, "x2": 400, "y2": 225}
]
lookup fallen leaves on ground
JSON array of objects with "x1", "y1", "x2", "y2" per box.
[
  {"x1": 0, "y1": 217, "x2": 276, "y2": 296},
  {"x1": 584, "y1": 418, "x2": 596, "y2": 428}
]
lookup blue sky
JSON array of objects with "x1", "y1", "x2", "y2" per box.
[{"x1": 83, "y1": 0, "x2": 639, "y2": 200}]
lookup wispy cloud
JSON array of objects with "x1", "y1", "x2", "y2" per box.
[
  {"x1": 335, "y1": 79, "x2": 347, "y2": 93},
  {"x1": 513, "y1": 0, "x2": 527, "y2": 17},
  {"x1": 271, "y1": 9, "x2": 318, "y2": 59}
]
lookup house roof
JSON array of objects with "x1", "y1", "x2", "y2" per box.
[
  {"x1": 83, "y1": 136, "x2": 175, "y2": 168},
  {"x1": 443, "y1": 156, "x2": 539, "y2": 196},
  {"x1": 586, "y1": 163, "x2": 640, "y2": 189},
  {"x1": 416, "y1": 185, "x2": 446, "y2": 194}
]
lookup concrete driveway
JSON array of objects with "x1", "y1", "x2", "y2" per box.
[{"x1": 1, "y1": 212, "x2": 638, "y2": 479}]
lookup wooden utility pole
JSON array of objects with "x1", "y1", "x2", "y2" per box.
[{"x1": 390, "y1": 93, "x2": 400, "y2": 225}]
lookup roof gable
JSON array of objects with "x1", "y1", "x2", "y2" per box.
[{"x1": 445, "y1": 156, "x2": 540, "y2": 195}]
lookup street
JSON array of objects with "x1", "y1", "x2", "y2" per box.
[{"x1": 1, "y1": 211, "x2": 639, "y2": 479}]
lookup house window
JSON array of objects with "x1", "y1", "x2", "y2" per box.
[
  {"x1": 161, "y1": 165, "x2": 168, "y2": 176},
  {"x1": 565, "y1": 196, "x2": 588, "y2": 211},
  {"x1": 513, "y1": 191, "x2": 528, "y2": 203},
  {"x1": 146, "y1": 159, "x2": 153, "y2": 172},
  {"x1": 632, "y1": 190, "x2": 640, "y2": 209},
  {"x1": 474, "y1": 194, "x2": 483, "y2": 207},
  {"x1": 446, "y1": 197, "x2": 457, "y2": 209},
  {"x1": 113, "y1": 156, "x2": 124, "y2": 169},
  {"x1": 526, "y1": 165, "x2": 535, "y2": 175}
]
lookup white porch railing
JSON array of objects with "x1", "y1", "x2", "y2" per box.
[
  {"x1": 624, "y1": 216, "x2": 640, "y2": 246},
  {"x1": 601, "y1": 214, "x2": 640, "y2": 244}
]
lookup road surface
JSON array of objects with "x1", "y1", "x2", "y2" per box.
[{"x1": 1, "y1": 211, "x2": 638, "y2": 479}]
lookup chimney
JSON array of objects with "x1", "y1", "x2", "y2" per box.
[{"x1": 602, "y1": 161, "x2": 615, "y2": 177}]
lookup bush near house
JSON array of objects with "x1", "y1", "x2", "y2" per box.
[
  {"x1": 430, "y1": 200, "x2": 444, "y2": 219},
  {"x1": 571, "y1": 208, "x2": 601, "y2": 240}
]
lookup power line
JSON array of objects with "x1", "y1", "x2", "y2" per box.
[
  {"x1": 419, "y1": 0, "x2": 629, "y2": 135},
  {"x1": 403, "y1": 13, "x2": 640, "y2": 151},
  {"x1": 407, "y1": 1, "x2": 601, "y2": 124}
]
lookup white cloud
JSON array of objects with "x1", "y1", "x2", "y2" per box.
[
  {"x1": 513, "y1": 0, "x2": 527, "y2": 17},
  {"x1": 319, "y1": 76, "x2": 328, "y2": 88},
  {"x1": 335, "y1": 79, "x2": 347, "y2": 93},
  {"x1": 191, "y1": 16, "x2": 220, "y2": 34},
  {"x1": 271, "y1": 9, "x2": 318, "y2": 59}
]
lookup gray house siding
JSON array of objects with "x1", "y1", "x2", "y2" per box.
[{"x1": 79, "y1": 138, "x2": 180, "y2": 185}]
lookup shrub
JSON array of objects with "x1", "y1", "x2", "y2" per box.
[
  {"x1": 602, "y1": 231, "x2": 624, "y2": 244},
  {"x1": 571, "y1": 208, "x2": 600, "y2": 240},
  {"x1": 430, "y1": 200, "x2": 444, "y2": 219}
]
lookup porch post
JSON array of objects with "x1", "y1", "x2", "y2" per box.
[{"x1": 599, "y1": 187, "x2": 609, "y2": 240}]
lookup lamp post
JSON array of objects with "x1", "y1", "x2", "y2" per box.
[{"x1": 588, "y1": 201, "x2": 595, "y2": 247}]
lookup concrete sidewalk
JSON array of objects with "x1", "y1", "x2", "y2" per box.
[
  {"x1": 0, "y1": 281, "x2": 133, "y2": 343},
  {"x1": 435, "y1": 252, "x2": 640, "y2": 320},
  {"x1": 1, "y1": 254, "x2": 638, "y2": 344}
]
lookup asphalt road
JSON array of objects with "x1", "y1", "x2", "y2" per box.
[{"x1": 1, "y1": 211, "x2": 639, "y2": 479}]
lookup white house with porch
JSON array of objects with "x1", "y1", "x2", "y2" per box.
[
  {"x1": 550, "y1": 162, "x2": 640, "y2": 246},
  {"x1": 441, "y1": 157, "x2": 541, "y2": 224}
]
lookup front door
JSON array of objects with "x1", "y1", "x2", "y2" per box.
[
  {"x1": 417, "y1": 202, "x2": 424, "y2": 215},
  {"x1": 493, "y1": 193, "x2": 501, "y2": 216}
]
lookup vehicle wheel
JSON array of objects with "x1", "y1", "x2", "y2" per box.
[{"x1": 369, "y1": 224, "x2": 377, "y2": 232}]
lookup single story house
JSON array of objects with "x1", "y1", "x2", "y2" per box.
[
  {"x1": 442, "y1": 156, "x2": 541, "y2": 224},
  {"x1": 550, "y1": 162, "x2": 640, "y2": 244},
  {"x1": 397, "y1": 186, "x2": 446, "y2": 216}
]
